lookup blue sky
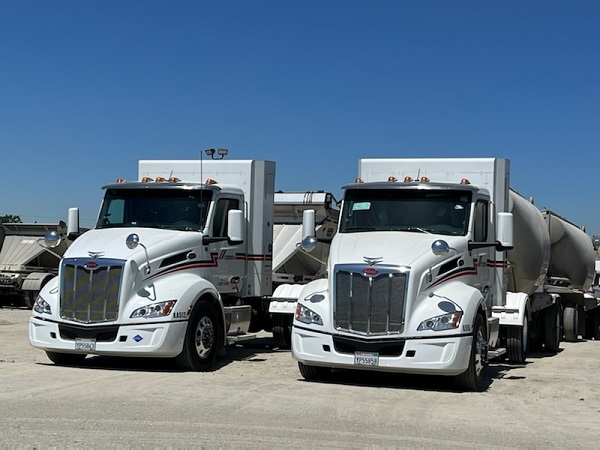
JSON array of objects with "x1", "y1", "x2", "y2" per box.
[{"x1": 1, "y1": 1, "x2": 599, "y2": 234}]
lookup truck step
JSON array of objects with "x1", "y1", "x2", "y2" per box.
[
  {"x1": 227, "y1": 333, "x2": 257, "y2": 345},
  {"x1": 488, "y1": 348, "x2": 506, "y2": 360}
]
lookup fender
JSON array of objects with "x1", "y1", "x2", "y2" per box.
[
  {"x1": 492, "y1": 291, "x2": 529, "y2": 327},
  {"x1": 22, "y1": 272, "x2": 56, "y2": 292},
  {"x1": 269, "y1": 283, "x2": 307, "y2": 315}
]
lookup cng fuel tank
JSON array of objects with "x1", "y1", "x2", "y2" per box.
[
  {"x1": 543, "y1": 211, "x2": 595, "y2": 291},
  {"x1": 506, "y1": 190, "x2": 550, "y2": 295}
]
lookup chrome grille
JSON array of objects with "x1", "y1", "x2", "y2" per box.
[
  {"x1": 334, "y1": 265, "x2": 407, "y2": 335},
  {"x1": 60, "y1": 258, "x2": 124, "y2": 323}
]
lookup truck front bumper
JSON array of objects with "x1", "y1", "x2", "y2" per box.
[
  {"x1": 29, "y1": 316, "x2": 187, "y2": 358},
  {"x1": 292, "y1": 326, "x2": 473, "y2": 376}
]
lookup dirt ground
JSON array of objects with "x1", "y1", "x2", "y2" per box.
[{"x1": 1, "y1": 305, "x2": 599, "y2": 448}]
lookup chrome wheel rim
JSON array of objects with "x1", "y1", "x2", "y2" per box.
[{"x1": 194, "y1": 315, "x2": 215, "y2": 359}]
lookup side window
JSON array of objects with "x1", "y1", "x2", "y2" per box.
[
  {"x1": 474, "y1": 201, "x2": 488, "y2": 242},
  {"x1": 213, "y1": 198, "x2": 240, "y2": 238}
]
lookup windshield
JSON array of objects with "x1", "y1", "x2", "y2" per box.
[
  {"x1": 340, "y1": 188, "x2": 471, "y2": 236},
  {"x1": 96, "y1": 188, "x2": 212, "y2": 231}
]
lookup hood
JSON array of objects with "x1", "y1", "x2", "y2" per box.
[
  {"x1": 64, "y1": 228, "x2": 201, "y2": 262},
  {"x1": 330, "y1": 231, "x2": 463, "y2": 268}
]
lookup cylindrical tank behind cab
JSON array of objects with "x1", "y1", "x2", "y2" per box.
[
  {"x1": 543, "y1": 211, "x2": 595, "y2": 291},
  {"x1": 506, "y1": 191, "x2": 550, "y2": 295}
]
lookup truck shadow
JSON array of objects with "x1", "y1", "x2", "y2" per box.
[
  {"x1": 296, "y1": 354, "x2": 563, "y2": 393},
  {"x1": 37, "y1": 336, "x2": 279, "y2": 373}
]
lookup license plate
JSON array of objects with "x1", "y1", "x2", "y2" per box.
[
  {"x1": 354, "y1": 351, "x2": 379, "y2": 366},
  {"x1": 75, "y1": 338, "x2": 96, "y2": 351}
]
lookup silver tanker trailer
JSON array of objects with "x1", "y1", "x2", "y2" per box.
[{"x1": 508, "y1": 190, "x2": 597, "y2": 351}]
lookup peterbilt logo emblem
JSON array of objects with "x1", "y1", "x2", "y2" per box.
[
  {"x1": 85, "y1": 261, "x2": 99, "y2": 269},
  {"x1": 88, "y1": 251, "x2": 104, "y2": 259},
  {"x1": 363, "y1": 256, "x2": 383, "y2": 266}
]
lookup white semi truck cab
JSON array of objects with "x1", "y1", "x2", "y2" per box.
[
  {"x1": 29, "y1": 159, "x2": 275, "y2": 371},
  {"x1": 293, "y1": 158, "x2": 514, "y2": 391}
]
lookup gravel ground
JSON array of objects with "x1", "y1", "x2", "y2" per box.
[{"x1": 1, "y1": 305, "x2": 599, "y2": 448}]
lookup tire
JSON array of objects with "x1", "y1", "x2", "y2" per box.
[
  {"x1": 176, "y1": 300, "x2": 220, "y2": 371},
  {"x1": 543, "y1": 304, "x2": 561, "y2": 352},
  {"x1": 455, "y1": 314, "x2": 487, "y2": 392},
  {"x1": 298, "y1": 362, "x2": 331, "y2": 381},
  {"x1": 590, "y1": 309, "x2": 600, "y2": 340},
  {"x1": 272, "y1": 314, "x2": 292, "y2": 350},
  {"x1": 45, "y1": 351, "x2": 87, "y2": 366},
  {"x1": 506, "y1": 318, "x2": 528, "y2": 364},
  {"x1": 563, "y1": 306, "x2": 578, "y2": 342},
  {"x1": 24, "y1": 291, "x2": 37, "y2": 309}
]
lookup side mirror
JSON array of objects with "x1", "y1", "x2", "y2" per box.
[
  {"x1": 44, "y1": 231, "x2": 62, "y2": 248},
  {"x1": 496, "y1": 212, "x2": 514, "y2": 251},
  {"x1": 227, "y1": 210, "x2": 244, "y2": 245},
  {"x1": 301, "y1": 209, "x2": 317, "y2": 253}
]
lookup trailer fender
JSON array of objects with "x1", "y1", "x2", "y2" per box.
[
  {"x1": 492, "y1": 292, "x2": 530, "y2": 327},
  {"x1": 22, "y1": 272, "x2": 56, "y2": 292}
]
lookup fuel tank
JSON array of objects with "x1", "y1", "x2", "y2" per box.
[
  {"x1": 543, "y1": 211, "x2": 595, "y2": 291},
  {"x1": 506, "y1": 190, "x2": 550, "y2": 295}
]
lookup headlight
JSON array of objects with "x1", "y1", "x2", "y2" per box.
[
  {"x1": 417, "y1": 311, "x2": 463, "y2": 331},
  {"x1": 33, "y1": 296, "x2": 52, "y2": 315},
  {"x1": 130, "y1": 300, "x2": 177, "y2": 319},
  {"x1": 295, "y1": 303, "x2": 323, "y2": 326}
]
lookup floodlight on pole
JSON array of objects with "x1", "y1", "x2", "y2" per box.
[{"x1": 205, "y1": 148, "x2": 228, "y2": 159}]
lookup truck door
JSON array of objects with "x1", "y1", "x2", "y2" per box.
[
  {"x1": 472, "y1": 199, "x2": 495, "y2": 303},
  {"x1": 206, "y1": 196, "x2": 245, "y2": 296}
]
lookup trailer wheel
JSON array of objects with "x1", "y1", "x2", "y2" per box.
[
  {"x1": 176, "y1": 300, "x2": 220, "y2": 371},
  {"x1": 455, "y1": 314, "x2": 487, "y2": 392},
  {"x1": 24, "y1": 291, "x2": 37, "y2": 309},
  {"x1": 45, "y1": 351, "x2": 87, "y2": 366},
  {"x1": 563, "y1": 306, "x2": 578, "y2": 342},
  {"x1": 272, "y1": 314, "x2": 292, "y2": 350},
  {"x1": 543, "y1": 303, "x2": 561, "y2": 352},
  {"x1": 506, "y1": 318, "x2": 528, "y2": 364},
  {"x1": 298, "y1": 362, "x2": 331, "y2": 381},
  {"x1": 588, "y1": 309, "x2": 600, "y2": 340}
]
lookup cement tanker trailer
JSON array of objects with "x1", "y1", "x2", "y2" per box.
[{"x1": 507, "y1": 191, "x2": 596, "y2": 354}]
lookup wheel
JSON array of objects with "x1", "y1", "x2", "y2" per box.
[
  {"x1": 272, "y1": 314, "x2": 292, "y2": 350},
  {"x1": 455, "y1": 314, "x2": 487, "y2": 392},
  {"x1": 506, "y1": 318, "x2": 529, "y2": 364},
  {"x1": 589, "y1": 309, "x2": 600, "y2": 340},
  {"x1": 45, "y1": 351, "x2": 87, "y2": 366},
  {"x1": 298, "y1": 362, "x2": 331, "y2": 381},
  {"x1": 176, "y1": 300, "x2": 220, "y2": 371},
  {"x1": 563, "y1": 306, "x2": 578, "y2": 342},
  {"x1": 24, "y1": 291, "x2": 37, "y2": 309},
  {"x1": 543, "y1": 303, "x2": 561, "y2": 352}
]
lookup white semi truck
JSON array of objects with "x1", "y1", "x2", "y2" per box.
[
  {"x1": 30, "y1": 159, "x2": 277, "y2": 370},
  {"x1": 292, "y1": 158, "x2": 595, "y2": 391}
]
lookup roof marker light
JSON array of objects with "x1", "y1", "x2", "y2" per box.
[
  {"x1": 155, "y1": 176, "x2": 166, "y2": 182},
  {"x1": 116, "y1": 178, "x2": 126, "y2": 183},
  {"x1": 168, "y1": 176, "x2": 180, "y2": 182},
  {"x1": 354, "y1": 177, "x2": 363, "y2": 183},
  {"x1": 403, "y1": 176, "x2": 413, "y2": 182},
  {"x1": 205, "y1": 178, "x2": 218, "y2": 185},
  {"x1": 460, "y1": 178, "x2": 471, "y2": 185},
  {"x1": 141, "y1": 177, "x2": 153, "y2": 182},
  {"x1": 388, "y1": 176, "x2": 398, "y2": 182},
  {"x1": 420, "y1": 176, "x2": 430, "y2": 182}
]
